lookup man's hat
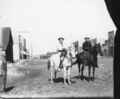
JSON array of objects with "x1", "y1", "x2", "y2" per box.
[
  {"x1": 58, "y1": 37, "x2": 64, "y2": 41},
  {"x1": 84, "y1": 37, "x2": 90, "y2": 40}
]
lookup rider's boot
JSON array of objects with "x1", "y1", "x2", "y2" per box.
[
  {"x1": 58, "y1": 59, "x2": 62, "y2": 71},
  {"x1": 96, "y1": 64, "x2": 99, "y2": 68},
  {"x1": 60, "y1": 60, "x2": 63, "y2": 67}
]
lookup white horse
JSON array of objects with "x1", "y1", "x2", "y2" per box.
[{"x1": 48, "y1": 47, "x2": 75, "y2": 85}]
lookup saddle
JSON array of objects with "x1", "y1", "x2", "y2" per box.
[
  {"x1": 59, "y1": 49, "x2": 67, "y2": 68},
  {"x1": 81, "y1": 51, "x2": 91, "y2": 66},
  {"x1": 80, "y1": 51, "x2": 90, "y2": 58}
]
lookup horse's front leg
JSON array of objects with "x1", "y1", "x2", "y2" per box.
[
  {"x1": 67, "y1": 67, "x2": 71, "y2": 85},
  {"x1": 88, "y1": 65, "x2": 91, "y2": 82},
  {"x1": 81, "y1": 64, "x2": 84, "y2": 80},
  {"x1": 92, "y1": 66, "x2": 95, "y2": 80},
  {"x1": 54, "y1": 71, "x2": 57, "y2": 82},
  {"x1": 63, "y1": 67, "x2": 67, "y2": 85},
  {"x1": 50, "y1": 67, "x2": 54, "y2": 83},
  {"x1": 78, "y1": 62, "x2": 81, "y2": 79}
]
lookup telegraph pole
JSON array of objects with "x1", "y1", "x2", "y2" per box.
[
  {"x1": 17, "y1": 31, "x2": 32, "y2": 59},
  {"x1": 19, "y1": 35, "x2": 21, "y2": 59}
]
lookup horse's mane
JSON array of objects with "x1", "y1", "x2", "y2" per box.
[{"x1": 91, "y1": 44, "x2": 99, "y2": 56}]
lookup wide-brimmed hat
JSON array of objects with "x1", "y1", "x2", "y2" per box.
[
  {"x1": 58, "y1": 37, "x2": 64, "y2": 41},
  {"x1": 84, "y1": 37, "x2": 90, "y2": 40}
]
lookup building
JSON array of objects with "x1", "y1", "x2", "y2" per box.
[
  {"x1": 19, "y1": 35, "x2": 29, "y2": 59},
  {"x1": 108, "y1": 31, "x2": 114, "y2": 57},
  {"x1": 73, "y1": 41, "x2": 79, "y2": 52},
  {"x1": 90, "y1": 38, "x2": 97, "y2": 46},
  {"x1": 105, "y1": 40, "x2": 110, "y2": 57},
  {"x1": 0, "y1": 27, "x2": 29, "y2": 62},
  {"x1": 13, "y1": 34, "x2": 20, "y2": 61},
  {"x1": 101, "y1": 30, "x2": 114, "y2": 58},
  {"x1": 0, "y1": 27, "x2": 14, "y2": 62}
]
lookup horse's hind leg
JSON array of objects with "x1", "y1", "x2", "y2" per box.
[
  {"x1": 88, "y1": 65, "x2": 91, "y2": 82},
  {"x1": 81, "y1": 64, "x2": 84, "y2": 80},
  {"x1": 63, "y1": 67, "x2": 67, "y2": 85},
  {"x1": 50, "y1": 67, "x2": 54, "y2": 83},
  {"x1": 51, "y1": 71, "x2": 54, "y2": 83},
  {"x1": 78, "y1": 63, "x2": 81, "y2": 79},
  {"x1": 92, "y1": 66, "x2": 95, "y2": 80},
  {"x1": 67, "y1": 68, "x2": 71, "y2": 85},
  {"x1": 54, "y1": 71, "x2": 57, "y2": 82}
]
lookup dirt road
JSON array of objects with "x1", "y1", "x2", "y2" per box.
[{"x1": 1, "y1": 57, "x2": 113, "y2": 98}]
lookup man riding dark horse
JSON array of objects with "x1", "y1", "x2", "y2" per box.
[
  {"x1": 73, "y1": 39, "x2": 102, "y2": 81},
  {"x1": 82, "y1": 37, "x2": 98, "y2": 67},
  {"x1": 82, "y1": 37, "x2": 92, "y2": 52}
]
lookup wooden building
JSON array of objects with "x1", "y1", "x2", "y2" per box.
[{"x1": 0, "y1": 27, "x2": 13, "y2": 62}]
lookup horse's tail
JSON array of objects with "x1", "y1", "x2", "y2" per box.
[{"x1": 47, "y1": 60, "x2": 51, "y2": 70}]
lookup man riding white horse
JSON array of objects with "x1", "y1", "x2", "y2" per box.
[
  {"x1": 48, "y1": 37, "x2": 75, "y2": 85},
  {"x1": 56, "y1": 37, "x2": 67, "y2": 71}
]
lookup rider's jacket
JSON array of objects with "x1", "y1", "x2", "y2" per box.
[
  {"x1": 56, "y1": 42, "x2": 67, "y2": 53},
  {"x1": 82, "y1": 41, "x2": 92, "y2": 52}
]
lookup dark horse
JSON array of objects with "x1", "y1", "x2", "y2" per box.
[{"x1": 74, "y1": 43, "x2": 103, "y2": 81}]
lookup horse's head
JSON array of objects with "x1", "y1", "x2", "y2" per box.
[
  {"x1": 66, "y1": 46, "x2": 76, "y2": 59},
  {"x1": 94, "y1": 43, "x2": 103, "y2": 56}
]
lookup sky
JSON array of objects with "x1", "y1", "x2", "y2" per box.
[{"x1": 0, "y1": 0, "x2": 116, "y2": 55}]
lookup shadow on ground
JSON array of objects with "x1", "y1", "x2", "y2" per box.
[
  {"x1": 48, "y1": 77, "x2": 76, "y2": 84},
  {"x1": 71, "y1": 75, "x2": 95, "y2": 82},
  {"x1": 4, "y1": 86, "x2": 14, "y2": 92}
]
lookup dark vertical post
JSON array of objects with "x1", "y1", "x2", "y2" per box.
[{"x1": 19, "y1": 35, "x2": 21, "y2": 59}]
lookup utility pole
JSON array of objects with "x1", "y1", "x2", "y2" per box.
[
  {"x1": 17, "y1": 31, "x2": 30, "y2": 59},
  {"x1": 29, "y1": 33, "x2": 33, "y2": 58},
  {"x1": 19, "y1": 35, "x2": 21, "y2": 59}
]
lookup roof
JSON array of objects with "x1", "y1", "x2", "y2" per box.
[{"x1": 0, "y1": 27, "x2": 13, "y2": 51}]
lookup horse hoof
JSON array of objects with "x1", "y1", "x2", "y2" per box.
[
  {"x1": 68, "y1": 82, "x2": 71, "y2": 85},
  {"x1": 88, "y1": 79, "x2": 90, "y2": 82},
  {"x1": 92, "y1": 78, "x2": 95, "y2": 81},
  {"x1": 81, "y1": 77, "x2": 84, "y2": 80},
  {"x1": 64, "y1": 82, "x2": 68, "y2": 85},
  {"x1": 51, "y1": 81, "x2": 54, "y2": 84},
  {"x1": 57, "y1": 68, "x2": 61, "y2": 71}
]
